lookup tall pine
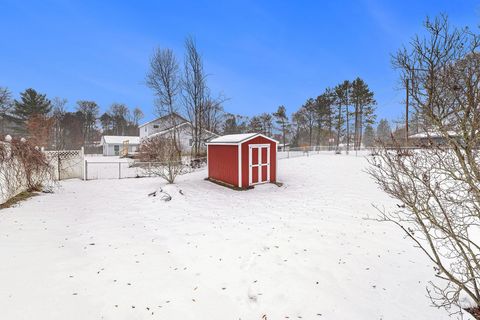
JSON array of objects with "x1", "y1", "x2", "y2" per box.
[
  {"x1": 273, "y1": 105, "x2": 289, "y2": 148},
  {"x1": 13, "y1": 88, "x2": 52, "y2": 121}
]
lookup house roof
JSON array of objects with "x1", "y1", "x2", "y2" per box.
[
  {"x1": 409, "y1": 131, "x2": 458, "y2": 139},
  {"x1": 207, "y1": 133, "x2": 278, "y2": 144},
  {"x1": 144, "y1": 122, "x2": 219, "y2": 140},
  {"x1": 138, "y1": 112, "x2": 188, "y2": 128},
  {"x1": 102, "y1": 135, "x2": 140, "y2": 145}
]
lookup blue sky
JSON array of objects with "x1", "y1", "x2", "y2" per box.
[{"x1": 0, "y1": 1, "x2": 478, "y2": 125}]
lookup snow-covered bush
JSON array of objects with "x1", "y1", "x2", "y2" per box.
[{"x1": 0, "y1": 137, "x2": 54, "y2": 204}]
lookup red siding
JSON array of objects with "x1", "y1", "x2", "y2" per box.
[
  {"x1": 208, "y1": 145, "x2": 238, "y2": 186},
  {"x1": 241, "y1": 136, "x2": 277, "y2": 187}
]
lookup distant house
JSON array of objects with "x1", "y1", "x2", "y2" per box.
[
  {"x1": 101, "y1": 135, "x2": 140, "y2": 156},
  {"x1": 139, "y1": 113, "x2": 218, "y2": 152}
]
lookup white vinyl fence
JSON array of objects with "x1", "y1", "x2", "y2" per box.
[
  {"x1": 84, "y1": 157, "x2": 207, "y2": 180},
  {"x1": 44, "y1": 148, "x2": 85, "y2": 180}
]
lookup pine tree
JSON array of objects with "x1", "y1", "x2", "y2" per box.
[
  {"x1": 315, "y1": 90, "x2": 335, "y2": 146},
  {"x1": 376, "y1": 119, "x2": 392, "y2": 142},
  {"x1": 223, "y1": 114, "x2": 239, "y2": 134},
  {"x1": 99, "y1": 112, "x2": 113, "y2": 134},
  {"x1": 351, "y1": 78, "x2": 376, "y2": 149},
  {"x1": 13, "y1": 88, "x2": 52, "y2": 121},
  {"x1": 259, "y1": 113, "x2": 273, "y2": 136},
  {"x1": 363, "y1": 124, "x2": 375, "y2": 147},
  {"x1": 273, "y1": 105, "x2": 289, "y2": 149},
  {"x1": 334, "y1": 82, "x2": 349, "y2": 150},
  {"x1": 248, "y1": 116, "x2": 263, "y2": 133}
]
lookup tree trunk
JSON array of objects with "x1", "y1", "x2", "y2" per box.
[{"x1": 336, "y1": 105, "x2": 341, "y2": 149}]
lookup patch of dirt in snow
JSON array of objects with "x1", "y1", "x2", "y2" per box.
[{"x1": 0, "y1": 154, "x2": 466, "y2": 320}]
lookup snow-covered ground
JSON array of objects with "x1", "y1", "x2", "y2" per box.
[{"x1": 0, "y1": 154, "x2": 463, "y2": 319}]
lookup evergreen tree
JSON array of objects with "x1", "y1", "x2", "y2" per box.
[
  {"x1": 351, "y1": 78, "x2": 376, "y2": 149},
  {"x1": 258, "y1": 113, "x2": 273, "y2": 136},
  {"x1": 363, "y1": 124, "x2": 375, "y2": 147},
  {"x1": 334, "y1": 82, "x2": 349, "y2": 150},
  {"x1": 273, "y1": 105, "x2": 289, "y2": 149},
  {"x1": 13, "y1": 88, "x2": 52, "y2": 121},
  {"x1": 315, "y1": 90, "x2": 335, "y2": 145},
  {"x1": 223, "y1": 114, "x2": 239, "y2": 134},
  {"x1": 376, "y1": 118, "x2": 392, "y2": 142},
  {"x1": 99, "y1": 112, "x2": 113, "y2": 134},
  {"x1": 248, "y1": 116, "x2": 263, "y2": 133}
]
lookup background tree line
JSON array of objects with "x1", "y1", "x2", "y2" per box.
[
  {"x1": 0, "y1": 86, "x2": 144, "y2": 150},
  {"x1": 218, "y1": 77, "x2": 384, "y2": 151}
]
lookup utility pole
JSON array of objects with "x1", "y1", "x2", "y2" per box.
[{"x1": 405, "y1": 78, "x2": 409, "y2": 144}]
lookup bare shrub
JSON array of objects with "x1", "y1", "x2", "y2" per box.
[
  {"x1": 0, "y1": 137, "x2": 55, "y2": 204},
  {"x1": 368, "y1": 15, "x2": 480, "y2": 318},
  {"x1": 138, "y1": 136, "x2": 185, "y2": 183}
]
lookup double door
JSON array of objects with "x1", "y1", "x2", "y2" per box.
[{"x1": 249, "y1": 144, "x2": 270, "y2": 186}]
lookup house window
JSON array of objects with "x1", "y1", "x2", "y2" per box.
[
  {"x1": 114, "y1": 145, "x2": 120, "y2": 155},
  {"x1": 153, "y1": 125, "x2": 159, "y2": 129},
  {"x1": 144, "y1": 127, "x2": 147, "y2": 132},
  {"x1": 189, "y1": 139, "x2": 193, "y2": 146}
]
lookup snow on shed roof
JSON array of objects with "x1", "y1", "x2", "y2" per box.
[
  {"x1": 102, "y1": 136, "x2": 140, "y2": 145},
  {"x1": 207, "y1": 133, "x2": 278, "y2": 144}
]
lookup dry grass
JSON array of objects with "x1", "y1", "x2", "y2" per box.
[{"x1": 0, "y1": 190, "x2": 37, "y2": 210}]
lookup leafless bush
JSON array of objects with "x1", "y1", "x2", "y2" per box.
[
  {"x1": 138, "y1": 136, "x2": 185, "y2": 183},
  {"x1": 368, "y1": 15, "x2": 480, "y2": 318},
  {"x1": 0, "y1": 137, "x2": 55, "y2": 204}
]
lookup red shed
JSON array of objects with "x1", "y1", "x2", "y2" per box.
[{"x1": 206, "y1": 133, "x2": 278, "y2": 189}]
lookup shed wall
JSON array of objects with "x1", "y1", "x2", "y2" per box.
[{"x1": 208, "y1": 145, "x2": 239, "y2": 187}]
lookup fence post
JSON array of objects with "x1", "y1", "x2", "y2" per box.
[
  {"x1": 84, "y1": 160, "x2": 88, "y2": 181},
  {"x1": 118, "y1": 162, "x2": 121, "y2": 179},
  {"x1": 58, "y1": 152, "x2": 61, "y2": 181}
]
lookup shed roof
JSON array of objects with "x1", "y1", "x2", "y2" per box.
[
  {"x1": 102, "y1": 136, "x2": 140, "y2": 145},
  {"x1": 207, "y1": 133, "x2": 278, "y2": 144}
]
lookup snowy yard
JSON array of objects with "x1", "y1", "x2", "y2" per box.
[{"x1": 0, "y1": 154, "x2": 461, "y2": 319}]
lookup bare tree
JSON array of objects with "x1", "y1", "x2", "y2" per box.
[
  {"x1": 183, "y1": 36, "x2": 207, "y2": 156},
  {"x1": 202, "y1": 94, "x2": 226, "y2": 134},
  {"x1": 146, "y1": 48, "x2": 181, "y2": 150},
  {"x1": 76, "y1": 100, "x2": 99, "y2": 145},
  {"x1": 138, "y1": 136, "x2": 185, "y2": 183},
  {"x1": 109, "y1": 103, "x2": 129, "y2": 135},
  {"x1": 368, "y1": 15, "x2": 480, "y2": 318},
  {"x1": 132, "y1": 107, "x2": 144, "y2": 126},
  {"x1": 51, "y1": 97, "x2": 67, "y2": 149}
]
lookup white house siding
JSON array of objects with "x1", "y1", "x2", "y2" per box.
[
  {"x1": 139, "y1": 114, "x2": 187, "y2": 139},
  {"x1": 146, "y1": 124, "x2": 217, "y2": 154},
  {"x1": 103, "y1": 144, "x2": 139, "y2": 156}
]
